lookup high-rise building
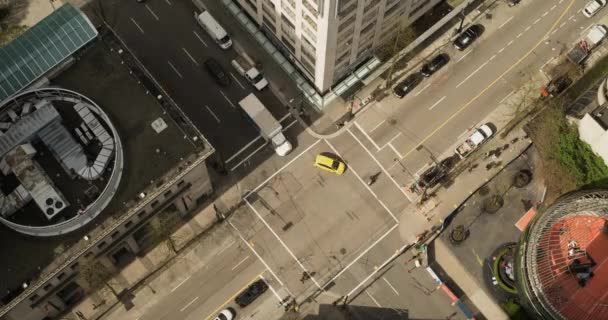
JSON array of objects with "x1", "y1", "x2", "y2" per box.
[{"x1": 237, "y1": 0, "x2": 440, "y2": 92}]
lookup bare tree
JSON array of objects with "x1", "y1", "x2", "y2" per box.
[
  {"x1": 375, "y1": 24, "x2": 416, "y2": 87},
  {"x1": 78, "y1": 260, "x2": 119, "y2": 299}
]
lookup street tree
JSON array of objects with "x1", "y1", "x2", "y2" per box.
[
  {"x1": 78, "y1": 259, "x2": 120, "y2": 299},
  {"x1": 375, "y1": 24, "x2": 416, "y2": 88}
]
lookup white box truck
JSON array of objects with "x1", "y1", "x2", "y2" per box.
[
  {"x1": 455, "y1": 124, "x2": 494, "y2": 159},
  {"x1": 567, "y1": 24, "x2": 607, "y2": 65},
  {"x1": 232, "y1": 55, "x2": 269, "y2": 91},
  {"x1": 238, "y1": 94, "x2": 292, "y2": 156},
  {"x1": 195, "y1": 10, "x2": 232, "y2": 50}
]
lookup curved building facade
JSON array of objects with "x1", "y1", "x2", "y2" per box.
[{"x1": 517, "y1": 190, "x2": 608, "y2": 320}]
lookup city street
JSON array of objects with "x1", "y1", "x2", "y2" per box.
[
  {"x1": 96, "y1": 0, "x2": 606, "y2": 319},
  {"x1": 96, "y1": 0, "x2": 295, "y2": 166}
]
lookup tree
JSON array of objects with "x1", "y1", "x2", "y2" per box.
[
  {"x1": 374, "y1": 24, "x2": 416, "y2": 87},
  {"x1": 0, "y1": 1, "x2": 27, "y2": 46},
  {"x1": 78, "y1": 259, "x2": 120, "y2": 299}
]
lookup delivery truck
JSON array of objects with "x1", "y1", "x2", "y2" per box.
[{"x1": 238, "y1": 94, "x2": 292, "y2": 156}]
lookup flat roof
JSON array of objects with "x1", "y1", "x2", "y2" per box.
[
  {"x1": 0, "y1": 3, "x2": 98, "y2": 103},
  {"x1": 0, "y1": 38, "x2": 210, "y2": 297}
]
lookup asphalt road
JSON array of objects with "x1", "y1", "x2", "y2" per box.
[
  {"x1": 99, "y1": 0, "x2": 290, "y2": 163},
  {"x1": 99, "y1": 0, "x2": 605, "y2": 319},
  {"x1": 360, "y1": 0, "x2": 598, "y2": 174}
]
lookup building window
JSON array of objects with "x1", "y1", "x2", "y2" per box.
[
  {"x1": 43, "y1": 284, "x2": 52, "y2": 291},
  {"x1": 97, "y1": 241, "x2": 107, "y2": 249},
  {"x1": 137, "y1": 211, "x2": 146, "y2": 219},
  {"x1": 57, "y1": 272, "x2": 66, "y2": 281},
  {"x1": 339, "y1": 15, "x2": 356, "y2": 32},
  {"x1": 125, "y1": 220, "x2": 134, "y2": 228},
  {"x1": 384, "y1": 0, "x2": 402, "y2": 18},
  {"x1": 85, "y1": 252, "x2": 93, "y2": 259},
  {"x1": 29, "y1": 294, "x2": 40, "y2": 302},
  {"x1": 71, "y1": 262, "x2": 79, "y2": 270},
  {"x1": 177, "y1": 180, "x2": 186, "y2": 188},
  {"x1": 151, "y1": 200, "x2": 160, "y2": 208},
  {"x1": 111, "y1": 231, "x2": 120, "y2": 239}
]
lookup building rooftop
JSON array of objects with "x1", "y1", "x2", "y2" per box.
[
  {"x1": 0, "y1": 3, "x2": 98, "y2": 103},
  {"x1": 0, "y1": 36, "x2": 211, "y2": 302}
]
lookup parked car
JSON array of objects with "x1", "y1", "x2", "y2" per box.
[
  {"x1": 453, "y1": 25, "x2": 483, "y2": 50},
  {"x1": 506, "y1": 0, "x2": 520, "y2": 6},
  {"x1": 420, "y1": 53, "x2": 449, "y2": 77},
  {"x1": 204, "y1": 58, "x2": 231, "y2": 87},
  {"x1": 393, "y1": 73, "x2": 422, "y2": 98},
  {"x1": 213, "y1": 309, "x2": 235, "y2": 320},
  {"x1": 314, "y1": 153, "x2": 346, "y2": 175},
  {"x1": 583, "y1": 0, "x2": 607, "y2": 18},
  {"x1": 235, "y1": 280, "x2": 268, "y2": 307},
  {"x1": 455, "y1": 124, "x2": 494, "y2": 159}
]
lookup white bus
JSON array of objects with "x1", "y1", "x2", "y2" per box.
[
  {"x1": 238, "y1": 94, "x2": 292, "y2": 156},
  {"x1": 195, "y1": 10, "x2": 232, "y2": 50}
]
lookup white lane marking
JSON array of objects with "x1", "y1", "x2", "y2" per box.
[
  {"x1": 414, "y1": 83, "x2": 431, "y2": 96},
  {"x1": 489, "y1": 54, "x2": 496, "y2": 61},
  {"x1": 145, "y1": 4, "x2": 159, "y2": 20},
  {"x1": 551, "y1": 29, "x2": 558, "y2": 35},
  {"x1": 370, "y1": 120, "x2": 386, "y2": 132},
  {"x1": 327, "y1": 224, "x2": 399, "y2": 287},
  {"x1": 517, "y1": 32, "x2": 523, "y2": 38},
  {"x1": 217, "y1": 239, "x2": 235, "y2": 255},
  {"x1": 456, "y1": 61, "x2": 488, "y2": 89},
  {"x1": 345, "y1": 129, "x2": 413, "y2": 203},
  {"x1": 353, "y1": 121, "x2": 381, "y2": 150},
  {"x1": 507, "y1": 40, "x2": 514, "y2": 46},
  {"x1": 205, "y1": 105, "x2": 220, "y2": 123},
  {"x1": 130, "y1": 18, "x2": 145, "y2": 34},
  {"x1": 227, "y1": 220, "x2": 285, "y2": 287},
  {"x1": 229, "y1": 142, "x2": 267, "y2": 171},
  {"x1": 366, "y1": 291, "x2": 382, "y2": 307},
  {"x1": 165, "y1": 0, "x2": 172, "y2": 5},
  {"x1": 428, "y1": 96, "x2": 446, "y2": 110},
  {"x1": 247, "y1": 139, "x2": 322, "y2": 195},
  {"x1": 499, "y1": 90, "x2": 514, "y2": 104},
  {"x1": 580, "y1": 24, "x2": 593, "y2": 36},
  {"x1": 388, "y1": 143, "x2": 403, "y2": 159},
  {"x1": 542, "y1": 11, "x2": 548, "y2": 18},
  {"x1": 498, "y1": 47, "x2": 505, "y2": 53},
  {"x1": 245, "y1": 200, "x2": 323, "y2": 290},
  {"x1": 498, "y1": 16, "x2": 513, "y2": 29},
  {"x1": 525, "y1": 26, "x2": 531, "y2": 32},
  {"x1": 220, "y1": 90, "x2": 235, "y2": 108},
  {"x1": 533, "y1": 18, "x2": 540, "y2": 25},
  {"x1": 231, "y1": 255, "x2": 250, "y2": 270},
  {"x1": 168, "y1": 61, "x2": 183, "y2": 79},
  {"x1": 193, "y1": 30, "x2": 208, "y2": 47},
  {"x1": 550, "y1": 5, "x2": 556, "y2": 10},
  {"x1": 568, "y1": 15, "x2": 574, "y2": 21},
  {"x1": 559, "y1": 22, "x2": 566, "y2": 29},
  {"x1": 457, "y1": 50, "x2": 472, "y2": 62},
  {"x1": 182, "y1": 47, "x2": 199, "y2": 66},
  {"x1": 180, "y1": 296, "x2": 199, "y2": 312},
  {"x1": 262, "y1": 275, "x2": 289, "y2": 303},
  {"x1": 379, "y1": 132, "x2": 402, "y2": 151},
  {"x1": 383, "y1": 277, "x2": 400, "y2": 296},
  {"x1": 226, "y1": 136, "x2": 264, "y2": 163},
  {"x1": 230, "y1": 72, "x2": 246, "y2": 89},
  {"x1": 171, "y1": 275, "x2": 191, "y2": 292}
]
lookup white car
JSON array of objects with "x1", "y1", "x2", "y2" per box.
[
  {"x1": 213, "y1": 309, "x2": 234, "y2": 320},
  {"x1": 583, "y1": 0, "x2": 607, "y2": 18}
]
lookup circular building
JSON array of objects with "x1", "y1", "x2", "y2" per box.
[
  {"x1": 0, "y1": 88, "x2": 123, "y2": 236},
  {"x1": 517, "y1": 190, "x2": 608, "y2": 320}
]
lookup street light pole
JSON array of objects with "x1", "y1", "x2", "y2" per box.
[{"x1": 415, "y1": 145, "x2": 439, "y2": 165}]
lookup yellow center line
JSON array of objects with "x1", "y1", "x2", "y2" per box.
[
  {"x1": 401, "y1": 0, "x2": 577, "y2": 160},
  {"x1": 203, "y1": 271, "x2": 266, "y2": 320}
]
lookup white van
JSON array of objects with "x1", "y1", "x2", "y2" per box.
[{"x1": 195, "y1": 10, "x2": 232, "y2": 50}]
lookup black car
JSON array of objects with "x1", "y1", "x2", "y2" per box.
[
  {"x1": 204, "y1": 58, "x2": 231, "y2": 87},
  {"x1": 235, "y1": 279, "x2": 268, "y2": 307},
  {"x1": 453, "y1": 25, "x2": 483, "y2": 51},
  {"x1": 420, "y1": 53, "x2": 449, "y2": 77},
  {"x1": 393, "y1": 73, "x2": 422, "y2": 98}
]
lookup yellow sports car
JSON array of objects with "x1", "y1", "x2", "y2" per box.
[{"x1": 314, "y1": 153, "x2": 346, "y2": 175}]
